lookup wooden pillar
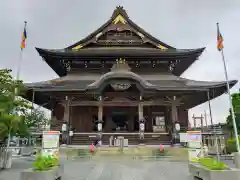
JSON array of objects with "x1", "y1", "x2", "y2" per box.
[
  {"x1": 98, "y1": 106, "x2": 103, "y2": 122},
  {"x1": 139, "y1": 95, "x2": 145, "y2": 140},
  {"x1": 147, "y1": 107, "x2": 152, "y2": 132},
  {"x1": 138, "y1": 95, "x2": 143, "y2": 120},
  {"x1": 62, "y1": 96, "x2": 70, "y2": 144},
  {"x1": 97, "y1": 96, "x2": 103, "y2": 145},
  {"x1": 171, "y1": 96, "x2": 179, "y2": 144},
  {"x1": 127, "y1": 107, "x2": 134, "y2": 131},
  {"x1": 98, "y1": 96, "x2": 103, "y2": 122},
  {"x1": 171, "y1": 96, "x2": 178, "y2": 123},
  {"x1": 63, "y1": 96, "x2": 70, "y2": 123}
]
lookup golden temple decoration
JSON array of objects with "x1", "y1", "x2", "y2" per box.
[
  {"x1": 157, "y1": 44, "x2": 168, "y2": 50},
  {"x1": 112, "y1": 15, "x2": 127, "y2": 24},
  {"x1": 72, "y1": 44, "x2": 83, "y2": 50},
  {"x1": 112, "y1": 58, "x2": 130, "y2": 72},
  {"x1": 116, "y1": 57, "x2": 126, "y2": 64}
]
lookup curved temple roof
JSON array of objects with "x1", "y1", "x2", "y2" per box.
[
  {"x1": 28, "y1": 6, "x2": 237, "y2": 109},
  {"x1": 35, "y1": 6, "x2": 205, "y2": 76},
  {"x1": 24, "y1": 71, "x2": 237, "y2": 109}
]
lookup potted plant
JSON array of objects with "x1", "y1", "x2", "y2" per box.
[
  {"x1": 20, "y1": 155, "x2": 63, "y2": 180},
  {"x1": 189, "y1": 157, "x2": 240, "y2": 180}
]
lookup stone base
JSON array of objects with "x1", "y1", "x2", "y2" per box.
[
  {"x1": 21, "y1": 147, "x2": 34, "y2": 156},
  {"x1": 234, "y1": 152, "x2": 240, "y2": 169},
  {"x1": 0, "y1": 150, "x2": 12, "y2": 169},
  {"x1": 20, "y1": 165, "x2": 63, "y2": 180},
  {"x1": 189, "y1": 163, "x2": 240, "y2": 180}
]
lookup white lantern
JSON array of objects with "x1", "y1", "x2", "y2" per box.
[
  {"x1": 140, "y1": 123, "x2": 145, "y2": 131},
  {"x1": 175, "y1": 123, "x2": 180, "y2": 132},
  {"x1": 61, "y1": 124, "x2": 67, "y2": 132},
  {"x1": 98, "y1": 123, "x2": 102, "y2": 131},
  {"x1": 69, "y1": 131, "x2": 73, "y2": 137}
]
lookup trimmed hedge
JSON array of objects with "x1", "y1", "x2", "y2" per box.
[
  {"x1": 198, "y1": 157, "x2": 228, "y2": 170},
  {"x1": 33, "y1": 155, "x2": 59, "y2": 171},
  {"x1": 226, "y1": 137, "x2": 240, "y2": 154}
]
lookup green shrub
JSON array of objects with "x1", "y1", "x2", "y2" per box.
[
  {"x1": 199, "y1": 157, "x2": 228, "y2": 170},
  {"x1": 226, "y1": 137, "x2": 240, "y2": 154},
  {"x1": 33, "y1": 155, "x2": 59, "y2": 171}
]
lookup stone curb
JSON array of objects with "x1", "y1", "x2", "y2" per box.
[{"x1": 64, "y1": 155, "x2": 188, "y2": 162}]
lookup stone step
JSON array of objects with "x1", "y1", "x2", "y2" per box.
[{"x1": 71, "y1": 134, "x2": 171, "y2": 145}]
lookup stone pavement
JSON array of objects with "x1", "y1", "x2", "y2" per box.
[{"x1": 0, "y1": 158, "x2": 192, "y2": 180}]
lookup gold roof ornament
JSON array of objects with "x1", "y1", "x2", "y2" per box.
[
  {"x1": 117, "y1": 57, "x2": 126, "y2": 64},
  {"x1": 157, "y1": 44, "x2": 168, "y2": 50},
  {"x1": 112, "y1": 58, "x2": 130, "y2": 71},
  {"x1": 72, "y1": 44, "x2": 83, "y2": 50},
  {"x1": 112, "y1": 14, "x2": 127, "y2": 24}
]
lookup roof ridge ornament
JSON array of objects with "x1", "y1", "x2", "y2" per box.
[
  {"x1": 112, "y1": 14, "x2": 127, "y2": 24},
  {"x1": 111, "y1": 6, "x2": 129, "y2": 18},
  {"x1": 111, "y1": 6, "x2": 128, "y2": 24}
]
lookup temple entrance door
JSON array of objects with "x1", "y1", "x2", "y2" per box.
[{"x1": 111, "y1": 110, "x2": 128, "y2": 131}]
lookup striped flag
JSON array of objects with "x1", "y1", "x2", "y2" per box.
[
  {"x1": 20, "y1": 21, "x2": 27, "y2": 50},
  {"x1": 217, "y1": 23, "x2": 224, "y2": 51}
]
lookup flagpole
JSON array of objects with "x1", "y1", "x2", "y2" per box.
[
  {"x1": 16, "y1": 50, "x2": 23, "y2": 81},
  {"x1": 16, "y1": 21, "x2": 27, "y2": 81},
  {"x1": 217, "y1": 23, "x2": 240, "y2": 153},
  {"x1": 4, "y1": 21, "x2": 27, "y2": 168}
]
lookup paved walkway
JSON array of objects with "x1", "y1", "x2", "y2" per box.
[{"x1": 0, "y1": 158, "x2": 191, "y2": 180}]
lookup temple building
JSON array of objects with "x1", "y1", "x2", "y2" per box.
[{"x1": 25, "y1": 6, "x2": 237, "y2": 145}]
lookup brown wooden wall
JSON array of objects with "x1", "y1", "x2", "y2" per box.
[
  {"x1": 70, "y1": 106, "x2": 97, "y2": 132},
  {"x1": 51, "y1": 105, "x2": 188, "y2": 132},
  {"x1": 178, "y1": 107, "x2": 189, "y2": 128}
]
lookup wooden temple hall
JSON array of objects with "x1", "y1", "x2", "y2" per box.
[{"x1": 25, "y1": 6, "x2": 237, "y2": 145}]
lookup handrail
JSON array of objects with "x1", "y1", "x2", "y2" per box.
[
  {"x1": 30, "y1": 132, "x2": 169, "y2": 135},
  {"x1": 73, "y1": 132, "x2": 169, "y2": 135}
]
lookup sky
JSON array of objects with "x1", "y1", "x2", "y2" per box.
[{"x1": 0, "y1": 0, "x2": 240, "y2": 126}]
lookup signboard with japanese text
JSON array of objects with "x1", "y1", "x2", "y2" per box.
[
  {"x1": 187, "y1": 131, "x2": 202, "y2": 162},
  {"x1": 42, "y1": 131, "x2": 60, "y2": 158}
]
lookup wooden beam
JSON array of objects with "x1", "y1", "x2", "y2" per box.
[{"x1": 69, "y1": 100, "x2": 183, "y2": 106}]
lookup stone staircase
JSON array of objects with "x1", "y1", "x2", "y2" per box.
[
  {"x1": 71, "y1": 134, "x2": 96, "y2": 145},
  {"x1": 71, "y1": 133, "x2": 171, "y2": 145}
]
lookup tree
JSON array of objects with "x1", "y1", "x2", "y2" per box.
[
  {"x1": 0, "y1": 69, "x2": 30, "y2": 143},
  {"x1": 18, "y1": 108, "x2": 50, "y2": 137},
  {"x1": 225, "y1": 92, "x2": 240, "y2": 135},
  {"x1": 0, "y1": 69, "x2": 50, "y2": 143}
]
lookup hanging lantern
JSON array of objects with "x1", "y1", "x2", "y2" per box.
[{"x1": 175, "y1": 122, "x2": 181, "y2": 132}]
